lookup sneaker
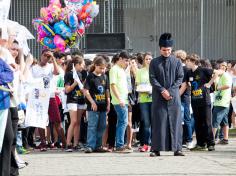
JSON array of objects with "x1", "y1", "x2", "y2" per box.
[
  {"x1": 218, "y1": 139, "x2": 229, "y2": 145},
  {"x1": 17, "y1": 146, "x2": 30, "y2": 154},
  {"x1": 17, "y1": 162, "x2": 27, "y2": 169},
  {"x1": 48, "y1": 143, "x2": 57, "y2": 150},
  {"x1": 84, "y1": 147, "x2": 93, "y2": 153},
  {"x1": 73, "y1": 146, "x2": 79, "y2": 151},
  {"x1": 150, "y1": 151, "x2": 160, "y2": 157},
  {"x1": 174, "y1": 151, "x2": 185, "y2": 156},
  {"x1": 35, "y1": 143, "x2": 47, "y2": 152},
  {"x1": 114, "y1": 147, "x2": 133, "y2": 153},
  {"x1": 65, "y1": 145, "x2": 73, "y2": 152},
  {"x1": 190, "y1": 145, "x2": 207, "y2": 151},
  {"x1": 94, "y1": 147, "x2": 108, "y2": 153},
  {"x1": 208, "y1": 145, "x2": 215, "y2": 151},
  {"x1": 186, "y1": 142, "x2": 194, "y2": 149},
  {"x1": 139, "y1": 145, "x2": 149, "y2": 152},
  {"x1": 54, "y1": 142, "x2": 62, "y2": 148}
]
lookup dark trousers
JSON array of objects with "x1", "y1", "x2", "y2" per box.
[
  {"x1": 21, "y1": 128, "x2": 29, "y2": 148},
  {"x1": 0, "y1": 108, "x2": 19, "y2": 176},
  {"x1": 192, "y1": 105, "x2": 215, "y2": 147},
  {"x1": 9, "y1": 108, "x2": 18, "y2": 150},
  {"x1": 228, "y1": 103, "x2": 233, "y2": 128},
  {"x1": 0, "y1": 110, "x2": 13, "y2": 176},
  {"x1": 9, "y1": 107, "x2": 19, "y2": 176},
  {"x1": 107, "y1": 104, "x2": 117, "y2": 147},
  {"x1": 27, "y1": 127, "x2": 35, "y2": 147}
]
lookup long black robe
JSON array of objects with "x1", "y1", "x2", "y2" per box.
[{"x1": 149, "y1": 55, "x2": 184, "y2": 151}]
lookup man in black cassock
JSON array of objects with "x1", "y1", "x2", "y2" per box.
[{"x1": 149, "y1": 33, "x2": 184, "y2": 157}]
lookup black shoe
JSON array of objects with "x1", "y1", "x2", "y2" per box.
[
  {"x1": 150, "y1": 151, "x2": 160, "y2": 157},
  {"x1": 84, "y1": 147, "x2": 93, "y2": 153},
  {"x1": 94, "y1": 147, "x2": 108, "y2": 153},
  {"x1": 208, "y1": 145, "x2": 215, "y2": 151},
  {"x1": 174, "y1": 151, "x2": 185, "y2": 156},
  {"x1": 65, "y1": 145, "x2": 73, "y2": 152},
  {"x1": 218, "y1": 139, "x2": 229, "y2": 145}
]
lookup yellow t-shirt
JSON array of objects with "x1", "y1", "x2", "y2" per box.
[{"x1": 109, "y1": 64, "x2": 128, "y2": 105}]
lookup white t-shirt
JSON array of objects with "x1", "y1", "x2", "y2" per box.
[
  {"x1": 30, "y1": 64, "x2": 54, "y2": 97},
  {"x1": 10, "y1": 69, "x2": 20, "y2": 107}
]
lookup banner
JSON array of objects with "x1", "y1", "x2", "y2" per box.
[
  {"x1": 24, "y1": 79, "x2": 50, "y2": 129},
  {"x1": 0, "y1": 109, "x2": 8, "y2": 153}
]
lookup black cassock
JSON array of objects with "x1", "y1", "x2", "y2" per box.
[{"x1": 149, "y1": 55, "x2": 184, "y2": 151}]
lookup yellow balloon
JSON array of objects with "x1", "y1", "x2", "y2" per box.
[{"x1": 42, "y1": 23, "x2": 55, "y2": 36}]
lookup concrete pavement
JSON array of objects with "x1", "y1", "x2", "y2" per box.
[{"x1": 19, "y1": 138, "x2": 236, "y2": 176}]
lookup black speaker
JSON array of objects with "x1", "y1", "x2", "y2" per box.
[{"x1": 85, "y1": 33, "x2": 125, "y2": 52}]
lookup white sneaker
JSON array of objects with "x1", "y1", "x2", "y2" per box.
[{"x1": 186, "y1": 142, "x2": 194, "y2": 149}]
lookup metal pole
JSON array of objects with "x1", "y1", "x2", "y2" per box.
[
  {"x1": 200, "y1": 0, "x2": 204, "y2": 58},
  {"x1": 111, "y1": 0, "x2": 114, "y2": 33}
]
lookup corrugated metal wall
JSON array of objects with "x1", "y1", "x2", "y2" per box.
[
  {"x1": 8, "y1": 0, "x2": 236, "y2": 60},
  {"x1": 203, "y1": 0, "x2": 236, "y2": 60},
  {"x1": 9, "y1": 0, "x2": 48, "y2": 58},
  {"x1": 123, "y1": 0, "x2": 236, "y2": 59}
]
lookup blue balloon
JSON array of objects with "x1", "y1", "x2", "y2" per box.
[
  {"x1": 42, "y1": 37, "x2": 56, "y2": 49},
  {"x1": 68, "y1": 13, "x2": 79, "y2": 31},
  {"x1": 54, "y1": 21, "x2": 73, "y2": 39},
  {"x1": 82, "y1": 0, "x2": 93, "y2": 5}
]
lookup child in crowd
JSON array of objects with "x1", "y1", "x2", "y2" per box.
[
  {"x1": 84, "y1": 56, "x2": 110, "y2": 153},
  {"x1": 64, "y1": 56, "x2": 86, "y2": 152}
]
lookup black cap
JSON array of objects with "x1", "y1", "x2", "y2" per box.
[{"x1": 159, "y1": 33, "x2": 174, "y2": 47}]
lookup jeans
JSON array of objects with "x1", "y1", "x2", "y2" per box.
[
  {"x1": 87, "y1": 111, "x2": 107, "y2": 150},
  {"x1": 139, "y1": 103, "x2": 151, "y2": 145},
  {"x1": 212, "y1": 106, "x2": 229, "y2": 128},
  {"x1": 16, "y1": 131, "x2": 23, "y2": 147},
  {"x1": 181, "y1": 102, "x2": 192, "y2": 143},
  {"x1": 114, "y1": 105, "x2": 128, "y2": 148}
]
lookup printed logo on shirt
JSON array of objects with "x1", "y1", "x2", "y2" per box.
[
  {"x1": 43, "y1": 77, "x2": 50, "y2": 88},
  {"x1": 34, "y1": 88, "x2": 47, "y2": 99},
  {"x1": 95, "y1": 94, "x2": 106, "y2": 102},
  {"x1": 101, "y1": 80, "x2": 106, "y2": 85},
  {"x1": 76, "y1": 90, "x2": 82, "y2": 96},
  {"x1": 191, "y1": 81, "x2": 203, "y2": 98},
  {"x1": 195, "y1": 75, "x2": 201, "y2": 81},
  {"x1": 95, "y1": 85, "x2": 105, "y2": 102},
  {"x1": 97, "y1": 85, "x2": 104, "y2": 94}
]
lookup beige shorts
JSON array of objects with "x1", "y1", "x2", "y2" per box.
[{"x1": 67, "y1": 103, "x2": 87, "y2": 111}]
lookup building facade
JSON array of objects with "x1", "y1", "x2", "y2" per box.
[{"x1": 9, "y1": 0, "x2": 236, "y2": 59}]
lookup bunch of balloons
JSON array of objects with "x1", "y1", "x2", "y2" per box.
[{"x1": 32, "y1": 0, "x2": 99, "y2": 52}]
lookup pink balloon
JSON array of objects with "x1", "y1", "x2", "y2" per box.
[
  {"x1": 37, "y1": 25, "x2": 48, "y2": 41},
  {"x1": 54, "y1": 35, "x2": 66, "y2": 52},
  {"x1": 85, "y1": 17, "x2": 93, "y2": 25},
  {"x1": 67, "y1": 0, "x2": 83, "y2": 2},
  {"x1": 50, "y1": 0, "x2": 61, "y2": 7},
  {"x1": 85, "y1": 17, "x2": 93, "y2": 27}
]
